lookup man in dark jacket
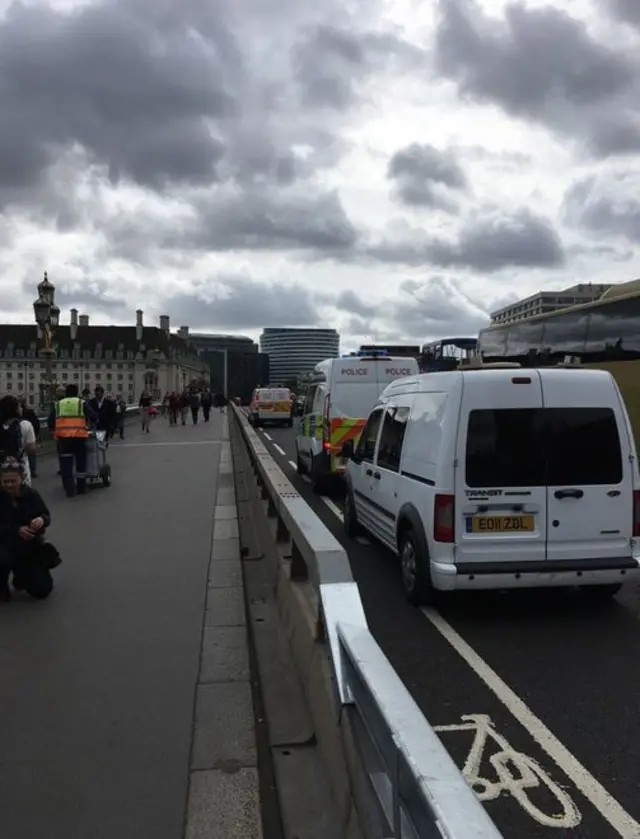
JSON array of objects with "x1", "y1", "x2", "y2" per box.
[
  {"x1": 0, "y1": 458, "x2": 59, "y2": 601},
  {"x1": 89, "y1": 386, "x2": 117, "y2": 438}
]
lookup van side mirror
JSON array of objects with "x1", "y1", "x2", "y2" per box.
[{"x1": 340, "y1": 440, "x2": 355, "y2": 459}]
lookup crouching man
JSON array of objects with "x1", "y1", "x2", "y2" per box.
[{"x1": 0, "y1": 458, "x2": 61, "y2": 602}]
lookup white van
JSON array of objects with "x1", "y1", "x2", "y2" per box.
[
  {"x1": 341, "y1": 366, "x2": 640, "y2": 604},
  {"x1": 295, "y1": 353, "x2": 419, "y2": 491},
  {"x1": 249, "y1": 387, "x2": 293, "y2": 427}
]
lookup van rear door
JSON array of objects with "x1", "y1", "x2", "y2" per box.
[
  {"x1": 455, "y1": 370, "x2": 547, "y2": 566},
  {"x1": 542, "y1": 373, "x2": 632, "y2": 562}
]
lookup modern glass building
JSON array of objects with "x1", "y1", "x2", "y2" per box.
[{"x1": 259, "y1": 327, "x2": 340, "y2": 383}]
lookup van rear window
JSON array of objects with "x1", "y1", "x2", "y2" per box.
[{"x1": 465, "y1": 407, "x2": 623, "y2": 488}]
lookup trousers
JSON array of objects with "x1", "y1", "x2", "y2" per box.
[
  {"x1": 0, "y1": 542, "x2": 54, "y2": 599},
  {"x1": 58, "y1": 437, "x2": 88, "y2": 497}
]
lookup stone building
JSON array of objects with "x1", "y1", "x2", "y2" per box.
[{"x1": 0, "y1": 310, "x2": 207, "y2": 410}]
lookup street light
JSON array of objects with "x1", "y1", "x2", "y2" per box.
[{"x1": 32, "y1": 271, "x2": 60, "y2": 413}]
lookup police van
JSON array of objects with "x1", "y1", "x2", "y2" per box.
[
  {"x1": 295, "y1": 351, "x2": 419, "y2": 491},
  {"x1": 341, "y1": 362, "x2": 640, "y2": 604},
  {"x1": 249, "y1": 387, "x2": 293, "y2": 428}
]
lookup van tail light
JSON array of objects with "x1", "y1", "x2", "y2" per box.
[
  {"x1": 434, "y1": 494, "x2": 455, "y2": 543},
  {"x1": 634, "y1": 491, "x2": 640, "y2": 537},
  {"x1": 323, "y1": 395, "x2": 331, "y2": 447}
]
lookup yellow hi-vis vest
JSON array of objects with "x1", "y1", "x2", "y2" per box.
[{"x1": 55, "y1": 397, "x2": 89, "y2": 439}]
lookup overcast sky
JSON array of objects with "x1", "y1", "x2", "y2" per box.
[{"x1": 1, "y1": 0, "x2": 640, "y2": 350}]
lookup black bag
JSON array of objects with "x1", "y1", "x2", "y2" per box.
[{"x1": 0, "y1": 419, "x2": 23, "y2": 462}]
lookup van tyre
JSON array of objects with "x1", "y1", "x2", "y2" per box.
[
  {"x1": 343, "y1": 490, "x2": 360, "y2": 537},
  {"x1": 581, "y1": 583, "x2": 622, "y2": 601},
  {"x1": 310, "y1": 457, "x2": 328, "y2": 494},
  {"x1": 399, "y1": 526, "x2": 434, "y2": 606}
]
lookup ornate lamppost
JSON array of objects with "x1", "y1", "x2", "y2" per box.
[{"x1": 32, "y1": 272, "x2": 60, "y2": 413}]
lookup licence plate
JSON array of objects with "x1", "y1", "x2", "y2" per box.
[{"x1": 467, "y1": 515, "x2": 534, "y2": 533}]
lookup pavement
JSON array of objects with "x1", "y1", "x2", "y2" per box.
[
  {"x1": 247, "y1": 417, "x2": 640, "y2": 839},
  {"x1": 0, "y1": 409, "x2": 263, "y2": 839}
]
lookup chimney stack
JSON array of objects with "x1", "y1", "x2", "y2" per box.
[
  {"x1": 70, "y1": 308, "x2": 78, "y2": 340},
  {"x1": 179, "y1": 325, "x2": 189, "y2": 338},
  {"x1": 78, "y1": 314, "x2": 89, "y2": 327},
  {"x1": 160, "y1": 315, "x2": 170, "y2": 332},
  {"x1": 136, "y1": 309, "x2": 143, "y2": 341}
]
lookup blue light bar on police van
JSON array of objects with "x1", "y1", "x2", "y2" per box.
[{"x1": 357, "y1": 349, "x2": 388, "y2": 357}]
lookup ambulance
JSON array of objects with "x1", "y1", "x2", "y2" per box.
[
  {"x1": 295, "y1": 351, "x2": 419, "y2": 491},
  {"x1": 249, "y1": 386, "x2": 294, "y2": 427}
]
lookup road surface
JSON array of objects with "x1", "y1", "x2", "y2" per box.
[{"x1": 248, "y1": 417, "x2": 640, "y2": 839}]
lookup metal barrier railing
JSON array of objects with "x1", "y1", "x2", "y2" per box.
[{"x1": 229, "y1": 403, "x2": 503, "y2": 839}]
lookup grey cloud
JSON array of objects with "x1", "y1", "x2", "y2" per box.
[
  {"x1": 563, "y1": 173, "x2": 640, "y2": 241},
  {"x1": 162, "y1": 276, "x2": 320, "y2": 330},
  {"x1": 392, "y1": 276, "x2": 489, "y2": 338},
  {"x1": 608, "y1": 0, "x2": 640, "y2": 28},
  {"x1": 366, "y1": 208, "x2": 564, "y2": 272},
  {"x1": 186, "y1": 188, "x2": 359, "y2": 254},
  {"x1": 0, "y1": 0, "x2": 388, "y2": 211},
  {"x1": 334, "y1": 290, "x2": 378, "y2": 319},
  {"x1": 428, "y1": 209, "x2": 565, "y2": 272},
  {"x1": 293, "y1": 24, "x2": 425, "y2": 111},
  {"x1": 434, "y1": 0, "x2": 639, "y2": 159},
  {"x1": 388, "y1": 143, "x2": 467, "y2": 209}
]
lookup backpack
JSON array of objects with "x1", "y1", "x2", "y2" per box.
[{"x1": 0, "y1": 419, "x2": 24, "y2": 462}]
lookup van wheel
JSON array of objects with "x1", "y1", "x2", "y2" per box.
[
  {"x1": 286, "y1": 418, "x2": 293, "y2": 428},
  {"x1": 310, "y1": 457, "x2": 328, "y2": 494},
  {"x1": 343, "y1": 490, "x2": 360, "y2": 538},
  {"x1": 581, "y1": 583, "x2": 622, "y2": 601},
  {"x1": 398, "y1": 527, "x2": 433, "y2": 606}
]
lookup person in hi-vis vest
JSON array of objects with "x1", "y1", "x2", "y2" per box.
[{"x1": 48, "y1": 384, "x2": 97, "y2": 498}]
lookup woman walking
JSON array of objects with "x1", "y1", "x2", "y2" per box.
[{"x1": 139, "y1": 389, "x2": 153, "y2": 433}]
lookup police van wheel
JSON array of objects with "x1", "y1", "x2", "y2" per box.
[
  {"x1": 296, "y1": 450, "x2": 307, "y2": 475},
  {"x1": 343, "y1": 491, "x2": 360, "y2": 538},
  {"x1": 580, "y1": 583, "x2": 622, "y2": 601},
  {"x1": 310, "y1": 457, "x2": 328, "y2": 494},
  {"x1": 100, "y1": 466, "x2": 112, "y2": 488}
]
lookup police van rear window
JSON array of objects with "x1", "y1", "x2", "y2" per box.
[{"x1": 465, "y1": 408, "x2": 623, "y2": 488}]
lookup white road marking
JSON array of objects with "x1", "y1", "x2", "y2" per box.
[
  {"x1": 288, "y1": 460, "x2": 297, "y2": 470},
  {"x1": 262, "y1": 432, "x2": 272, "y2": 440},
  {"x1": 434, "y1": 714, "x2": 581, "y2": 828},
  {"x1": 321, "y1": 497, "x2": 344, "y2": 522},
  {"x1": 423, "y1": 607, "x2": 640, "y2": 838},
  {"x1": 356, "y1": 535, "x2": 371, "y2": 545},
  {"x1": 300, "y1": 474, "x2": 311, "y2": 484},
  {"x1": 273, "y1": 444, "x2": 286, "y2": 456}
]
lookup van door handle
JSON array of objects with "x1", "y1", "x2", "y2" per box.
[
  {"x1": 554, "y1": 488, "x2": 584, "y2": 499},
  {"x1": 366, "y1": 468, "x2": 373, "y2": 476},
  {"x1": 373, "y1": 472, "x2": 381, "y2": 480}
]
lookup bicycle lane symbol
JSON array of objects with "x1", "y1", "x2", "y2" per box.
[{"x1": 434, "y1": 714, "x2": 582, "y2": 829}]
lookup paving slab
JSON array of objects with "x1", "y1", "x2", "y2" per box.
[{"x1": 0, "y1": 412, "x2": 260, "y2": 839}]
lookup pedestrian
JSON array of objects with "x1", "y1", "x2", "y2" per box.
[
  {"x1": 0, "y1": 457, "x2": 61, "y2": 602},
  {"x1": 18, "y1": 406, "x2": 37, "y2": 487},
  {"x1": 139, "y1": 389, "x2": 153, "y2": 433},
  {"x1": 114, "y1": 394, "x2": 127, "y2": 439},
  {"x1": 214, "y1": 391, "x2": 226, "y2": 414},
  {"x1": 0, "y1": 396, "x2": 27, "y2": 483},
  {"x1": 48, "y1": 384, "x2": 96, "y2": 497},
  {"x1": 179, "y1": 390, "x2": 190, "y2": 426},
  {"x1": 20, "y1": 400, "x2": 40, "y2": 478},
  {"x1": 200, "y1": 389, "x2": 212, "y2": 422},
  {"x1": 189, "y1": 390, "x2": 201, "y2": 425},
  {"x1": 89, "y1": 386, "x2": 117, "y2": 439},
  {"x1": 168, "y1": 391, "x2": 179, "y2": 426}
]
